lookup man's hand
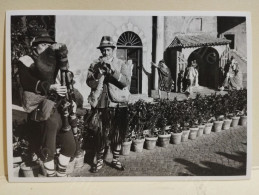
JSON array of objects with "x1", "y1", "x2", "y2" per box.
[
  {"x1": 72, "y1": 100, "x2": 77, "y2": 113},
  {"x1": 51, "y1": 43, "x2": 66, "y2": 51},
  {"x1": 50, "y1": 84, "x2": 67, "y2": 97},
  {"x1": 99, "y1": 63, "x2": 114, "y2": 75},
  {"x1": 151, "y1": 62, "x2": 158, "y2": 68}
]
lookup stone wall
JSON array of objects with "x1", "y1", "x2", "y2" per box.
[{"x1": 220, "y1": 22, "x2": 247, "y2": 58}]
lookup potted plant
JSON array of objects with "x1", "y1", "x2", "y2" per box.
[
  {"x1": 188, "y1": 125, "x2": 199, "y2": 140},
  {"x1": 181, "y1": 125, "x2": 190, "y2": 142},
  {"x1": 170, "y1": 124, "x2": 183, "y2": 144},
  {"x1": 128, "y1": 100, "x2": 146, "y2": 153},
  {"x1": 194, "y1": 94, "x2": 206, "y2": 137},
  {"x1": 228, "y1": 90, "x2": 241, "y2": 127},
  {"x1": 239, "y1": 111, "x2": 247, "y2": 126},
  {"x1": 157, "y1": 100, "x2": 171, "y2": 147},
  {"x1": 144, "y1": 103, "x2": 159, "y2": 150},
  {"x1": 197, "y1": 116, "x2": 206, "y2": 137},
  {"x1": 120, "y1": 107, "x2": 134, "y2": 156},
  {"x1": 20, "y1": 161, "x2": 40, "y2": 177},
  {"x1": 13, "y1": 163, "x2": 20, "y2": 177},
  {"x1": 202, "y1": 95, "x2": 214, "y2": 134},
  {"x1": 121, "y1": 119, "x2": 133, "y2": 156},
  {"x1": 145, "y1": 127, "x2": 158, "y2": 150},
  {"x1": 166, "y1": 100, "x2": 183, "y2": 144},
  {"x1": 12, "y1": 120, "x2": 31, "y2": 176},
  {"x1": 74, "y1": 115, "x2": 85, "y2": 168},
  {"x1": 237, "y1": 89, "x2": 247, "y2": 126},
  {"x1": 174, "y1": 100, "x2": 190, "y2": 142},
  {"x1": 121, "y1": 134, "x2": 133, "y2": 156},
  {"x1": 221, "y1": 94, "x2": 233, "y2": 130},
  {"x1": 213, "y1": 117, "x2": 224, "y2": 133},
  {"x1": 186, "y1": 99, "x2": 199, "y2": 140},
  {"x1": 212, "y1": 94, "x2": 224, "y2": 133}
]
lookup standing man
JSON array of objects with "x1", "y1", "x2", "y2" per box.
[
  {"x1": 17, "y1": 32, "x2": 77, "y2": 177},
  {"x1": 86, "y1": 36, "x2": 131, "y2": 173},
  {"x1": 192, "y1": 60, "x2": 199, "y2": 87},
  {"x1": 184, "y1": 60, "x2": 198, "y2": 95},
  {"x1": 152, "y1": 60, "x2": 174, "y2": 92},
  {"x1": 220, "y1": 59, "x2": 243, "y2": 91}
]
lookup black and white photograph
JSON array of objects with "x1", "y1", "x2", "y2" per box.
[{"x1": 6, "y1": 11, "x2": 251, "y2": 182}]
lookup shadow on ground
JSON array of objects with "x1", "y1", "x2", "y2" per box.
[{"x1": 175, "y1": 151, "x2": 246, "y2": 176}]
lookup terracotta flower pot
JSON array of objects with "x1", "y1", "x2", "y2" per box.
[
  {"x1": 132, "y1": 138, "x2": 145, "y2": 153},
  {"x1": 204, "y1": 123, "x2": 213, "y2": 134},
  {"x1": 240, "y1": 116, "x2": 247, "y2": 126},
  {"x1": 231, "y1": 116, "x2": 240, "y2": 127},
  {"x1": 66, "y1": 158, "x2": 76, "y2": 175},
  {"x1": 13, "y1": 163, "x2": 20, "y2": 177},
  {"x1": 171, "y1": 132, "x2": 183, "y2": 144},
  {"x1": 74, "y1": 150, "x2": 85, "y2": 168},
  {"x1": 197, "y1": 125, "x2": 205, "y2": 137},
  {"x1": 121, "y1": 139, "x2": 132, "y2": 155},
  {"x1": 20, "y1": 162, "x2": 40, "y2": 177},
  {"x1": 13, "y1": 156, "x2": 22, "y2": 164},
  {"x1": 181, "y1": 129, "x2": 190, "y2": 142},
  {"x1": 158, "y1": 134, "x2": 171, "y2": 148},
  {"x1": 223, "y1": 119, "x2": 232, "y2": 130},
  {"x1": 213, "y1": 121, "x2": 224, "y2": 133},
  {"x1": 145, "y1": 136, "x2": 158, "y2": 150},
  {"x1": 189, "y1": 127, "x2": 199, "y2": 140}
]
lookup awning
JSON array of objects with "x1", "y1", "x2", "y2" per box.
[{"x1": 168, "y1": 34, "x2": 231, "y2": 48}]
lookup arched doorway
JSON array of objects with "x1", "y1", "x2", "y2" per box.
[
  {"x1": 116, "y1": 31, "x2": 143, "y2": 94},
  {"x1": 188, "y1": 47, "x2": 220, "y2": 89}
]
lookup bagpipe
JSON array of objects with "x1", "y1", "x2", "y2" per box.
[{"x1": 55, "y1": 44, "x2": 83, "y2": 149}]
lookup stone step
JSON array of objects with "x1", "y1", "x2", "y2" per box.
[{"x1": 128, "y1": 94, "x2": 154, "y2": 104}]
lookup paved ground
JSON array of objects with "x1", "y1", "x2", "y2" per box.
[{"x1": 70, "y1": 126, "x2": 247, "y2": 177}]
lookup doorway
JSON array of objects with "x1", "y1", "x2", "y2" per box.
[
  {"x1": 116, "y1": 31, "x2": 143, "y2": 94},
  {"x1": 224, "y1": 34, "x2": 235, "y2": 49},
  {"x1": 117, "y1": 47, "x2": 142, "y2": 94},
  {"x1": 188, "y1": 47, "x2": 220, "y2": 89}
]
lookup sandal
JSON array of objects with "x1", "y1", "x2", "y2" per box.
[
  {"x1": 111, "y1": 160, "x2": 125, "y2": 171},
  {"x1": 91, "y1": 159, "x2": 104, "y2": 173}
]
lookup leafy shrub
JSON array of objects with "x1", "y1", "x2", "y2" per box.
[{"x1": 126, "y1": 89, "x2": 247, "y2": 139}]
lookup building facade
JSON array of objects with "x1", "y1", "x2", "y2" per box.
[{"x1": 55, "y1": 15, "x2": 247, "y2": 106}]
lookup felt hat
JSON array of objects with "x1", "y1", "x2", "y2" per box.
[
  {"x1": 32, "y1": 32, "x2": 55, "y2": 46},
  {"x1": 159, "y1": 59, "x2": 165, "y2": 64},
  {"x1": 97, "y1": 36, "x2": 116, "y2": 49}
]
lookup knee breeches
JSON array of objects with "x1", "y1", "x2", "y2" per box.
[{"x1": 29, "y1": 109, "x2": 76, "y2": 162}]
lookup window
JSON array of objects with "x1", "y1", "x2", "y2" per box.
[
  {"x1": 117, "y1": 31, "x2": 142, "y2": 47},
  {"x1": 189, "y1": 18, "x2": 202, "y2": 32}
]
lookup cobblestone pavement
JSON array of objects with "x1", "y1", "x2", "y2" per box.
[{"x1": 71, "y1": 126, "x2": 247, "y2": 177}]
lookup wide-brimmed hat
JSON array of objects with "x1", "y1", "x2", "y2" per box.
[
  {"x1": 32, "y1": 32, "x2": 56, "y2": 46},
  {"x1": 97, "y1": 36, "x2": 116, "y2": 49}
]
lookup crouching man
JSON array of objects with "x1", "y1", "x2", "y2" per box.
[{"x1": 17, "y1": 32, "x2": 77, "y2": 177}]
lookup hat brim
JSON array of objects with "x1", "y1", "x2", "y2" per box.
[
  {"x1": 32, "y1": 37, "x2": 56, "y2": 45},
  {"x1": 97, "y1": 44, "x2": 116, "y2": 49}
]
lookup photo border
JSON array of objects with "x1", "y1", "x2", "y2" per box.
[{"x1": 5, "y1": 10, "x2": 252, "y2": 182}]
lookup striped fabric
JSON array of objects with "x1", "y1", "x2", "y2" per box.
[
  {"x1": 112, "y1": 150, "x2": 120, "y2": 160},
  {"x1": 56, "y1": 162, "x2": 67, "y2": 177},
  {"x1": 43, "y1": 165, "x2": 56, "y2": 177}
]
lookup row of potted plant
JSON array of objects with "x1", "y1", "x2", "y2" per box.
[{"x1": 121, "y1": 89, "x2": 247, "y2": 155}]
